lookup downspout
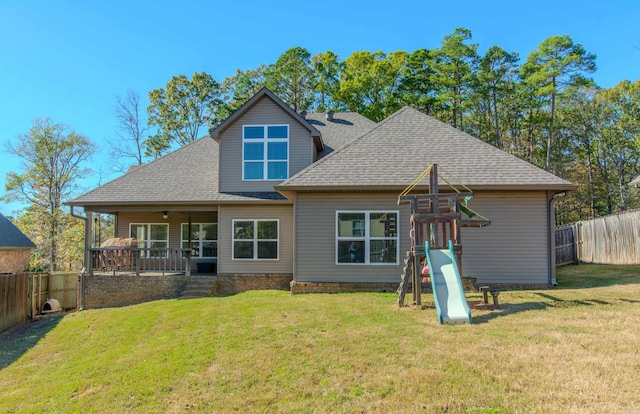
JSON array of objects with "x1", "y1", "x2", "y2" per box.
[
  {"x1": 548, "y1": 192, "x2": 568, "y2": 286},
  {"x1": 70, "y1": 205, "x2": 89, "y2": 310}
]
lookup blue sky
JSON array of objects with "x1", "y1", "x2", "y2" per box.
[{"x1": 1, "y1": 0, "x2": 639, "y2": 216}]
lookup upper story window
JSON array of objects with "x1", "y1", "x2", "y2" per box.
[{"x1": 243, "y1": 125, "x2": 289, "y2": 181}]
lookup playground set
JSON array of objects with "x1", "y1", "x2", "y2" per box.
[{"x1": 397, "y1": 164, "x2": 492, "y2": 324}]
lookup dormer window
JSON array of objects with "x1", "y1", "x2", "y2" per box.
[{"x1": 243, "y1": 125, "x2": 289, "y2": 181}]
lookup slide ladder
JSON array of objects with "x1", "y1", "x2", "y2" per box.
[{"x1": 425, "y1": 240, "x2": 472, "y2": 324}]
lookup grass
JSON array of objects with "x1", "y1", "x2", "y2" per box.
[{"x1": 1, "y1": 264, "x2": 639, "y2": 413}]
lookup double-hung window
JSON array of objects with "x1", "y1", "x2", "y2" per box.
[
  {"x1": 336, "y1": 211, "x2": 398, "y2": 265},
  {"x1": 130, "y1": 223, "x2": 169, "y2": 258},
  {"x1": 243, "y1": 125, "x2": 289, "y2": 180},
  {"x1": 233, "y1": 219, "x2": 279, "y2": 260},
  {"x1": 181, "y1": 223, "x2": 217, "y2": 258}
]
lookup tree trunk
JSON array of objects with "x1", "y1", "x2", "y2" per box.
[
  {"x1": 491, "y1": 89, "x2": 501, "y2": 148},
  {"x1": 546, "y1": 89, "x2": 556, "y2": 172}
]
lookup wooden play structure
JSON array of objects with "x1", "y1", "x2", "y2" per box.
[{"x1": 397, "y1": 164, "x2": 490, "y2": 307}]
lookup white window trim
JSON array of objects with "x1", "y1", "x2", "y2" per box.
[
  {"x1": 335, "y1": 211, "x2": 399, "y2": 265},
  {"x1": 129, "y1": 223, "x2": 169, "y2": 258},
  {"x1": 242, "y1": 124, "x2": 289, "y2": 181},
  {"x1": 181, "y1": 223, "x2": 218, "y2": 259},
  {"x1": 232, "y1": 219, "x2": 280, "y2": 260}
]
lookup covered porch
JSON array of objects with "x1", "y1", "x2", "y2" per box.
[{"x1": 81, "y1": 207, "x2": 219, "y2": 277}]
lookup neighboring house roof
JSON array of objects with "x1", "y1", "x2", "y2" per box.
[
  {"x1": 304, "y1": 112, "x2": 377, "y2": 159},
  {"x1": 210, "y1": 87, "x2": 324, "y2": 151},
  {"x1": 278, "y1": 106, "x2": 575, "y2": 192},
  {"x1": 0, "y1": 212, "x2": 36, "y2": 249},
  {"x1": 630, "y1": 175, "x2": 640, "y2": 188},
  {"x1": 68, "y1": 137, "x2": 287, "y2": 207}
]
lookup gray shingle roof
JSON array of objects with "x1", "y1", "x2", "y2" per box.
[
  {"x1": 0, "y1": 212, "x2": 36, "y2": 249},
  {"x1": 279, "y1": 106, "x2": 574, "y2": 191},
  {"x1": 67, "y1": 137, "x2": 286, "y2": 206},
  {"x1": 304, "y1": 112, "x2": 377, "y2": 158},
  {"x1": 630, "y1": 175, "x2": 640, "y2": 188}
]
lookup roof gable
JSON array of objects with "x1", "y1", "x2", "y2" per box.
[
  {"x1": 210, "y1": 87, "x2": 323, "y2": 151},
  {"x1": 0, "y1": 212, "x2": 36, "y2": 249},
  {"x1": 278, "y1": 106, "x2": 574, "y2": 192}
]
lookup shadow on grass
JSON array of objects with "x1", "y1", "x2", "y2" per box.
[
  {"x1": 470, "y1": 292, "x2": 638, "y2": 324},
  {"x1": 471, "y1": 301, "x2": 549, "y2": 324},
  {"x1": 0, "y1": 314, "x2": 64, "y2": 370},
  {"x1": 556, "y1": 264, "x2": 640, "y2": 289}
]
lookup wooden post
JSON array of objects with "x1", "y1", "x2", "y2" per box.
[{"x1": 411, "y1": 199, "x2": 421, "y2": 305}]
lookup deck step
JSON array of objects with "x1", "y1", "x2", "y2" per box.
[{"x1": 180, "y1": 276, "x2": 218, "y2": 298}]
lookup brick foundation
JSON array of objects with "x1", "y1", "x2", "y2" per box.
[
  {"x1": 290, "y1": 281, "x2": 399, "y2": 294},
  {"x1": 216, "y1": 273, "x2": 292, "y2": 294},
  {"x1": 82, "y1": 274, "x2": 189, "y2": 309}
]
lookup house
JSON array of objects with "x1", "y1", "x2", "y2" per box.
[
  {"x1": 67, "y1": 87, "x2": 574, "y2": 305},
  {"x1": 0, "y1": 212, "x2": 36, "y2": 274}
]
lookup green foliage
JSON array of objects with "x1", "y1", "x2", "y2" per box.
[
  {"x1": 219, "y1": 65, "x2": 267, "y2": 117},
  {"x1": 336, "y1": 50, "x2": 406, "y2": 121},
  {"x1": 146, "y1": 72, "x2": 222, "y2": 156},
  {"x1": 311, "y1": 50, "x2": 343, "y2": 111},
  {"x1": 396, "y1": 48, "x2": 437, "y2": 114},
  {"x1": 3, "y1": 118, "x2": 95, "y2": 271},
  {"x1": 430, "y1": 27, "x2": 479, "y2": 129},
  {"x1": 135, "y1": 31, "x2": 633, "y2": 223},
  {"x1": 520, "y1": 35, "x2": 597, "y2": 172},
  {"x1": 264, "y1": 46, "x2": 316, "y2": 112}
]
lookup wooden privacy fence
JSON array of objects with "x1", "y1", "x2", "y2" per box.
[
  {"x1": 576, "y1": 210, "x2": 640, "y2": 264},
  {"x1": 555, "y1": 210, "x2": 640, "y2": 265},
  {"x1": 0, "y1": 272, "x2": 78, "y2": 333},
  {"x1": 555, "y1": 224, "x2": 578, "y2": 265},
  {"x1": 0, "y1": 273, "x2": 29, "y2": 333}
]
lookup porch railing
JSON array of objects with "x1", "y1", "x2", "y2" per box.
[{"x1": 88, "y1": 247, "x2": 191, "y2": 276}]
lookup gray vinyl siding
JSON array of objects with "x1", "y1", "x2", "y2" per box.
[
  {"x1": 460, "y1": 191, "x2": 550, "y2": 285},
  {"x1": 294, "y1": 191, "x2": 552, "y2": 285},
  {"x1": 218, "y1": 97, "x2": 314, "y2": 192},
  {"x1": 217, "y1": 205, "x2": 294, "y2": 274},
  {"x1": 115, "y1": 212, "x2": 218, "y2": 248},
  {"x1": 294, "y1": 193, "x2": 410, "y2": 283}
]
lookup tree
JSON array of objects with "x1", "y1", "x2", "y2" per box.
[
  {"x1": 336, "y1": 50, "x2": 406, "y2": 121},
  {"x1": 311, "y1": 51, "x2": 343, "y2": 111},
  {"x1": 219, "y1": 65, "x2": 267, "y2": 116},
  {"x1": 396, "y1": 48, "x2": 437, "y2": 115},
  {"x1": 3, "y1": 118, "x2": 95, "y2": 271},
  {"x1": 557, "y1": 87, "x2": 603, "y2": 219},
  {"x1": 430, "y1": 27, "x2": 478, "y2": 129},
  {"x1": 475, "y1": 46, "x2": 520, "y2": 148},
  {"x1": 147, "y1": 72, "x2": 222, "y2": 156},
  {"x1": 520, "y1": 35, "x2": 596, "y2": 172},
  {"x1": 596, "y1": 80, "x2": 640, "y2": 213},
  {"x1": 265, "y1": 47, "x2": 316, "y2": 112},
  {"x1": 109, "y1": 90, "x2": 149, "y2": 171}
]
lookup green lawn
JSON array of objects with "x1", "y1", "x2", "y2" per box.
[{"x1": 1, "y1": 264, "x2": 639, "y2": 413}]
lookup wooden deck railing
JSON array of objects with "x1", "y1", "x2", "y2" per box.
[{"x1": 88, "y1": 247, "x2": 191, "y2": 276}]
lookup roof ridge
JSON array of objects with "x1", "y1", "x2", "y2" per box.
[{"x1": 280, "y1": 106, "x2": 412, "y2": 186}]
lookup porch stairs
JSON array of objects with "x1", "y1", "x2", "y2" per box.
[{"x1": 180, "y1": 276, "x2": 218, "y2": 298}]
